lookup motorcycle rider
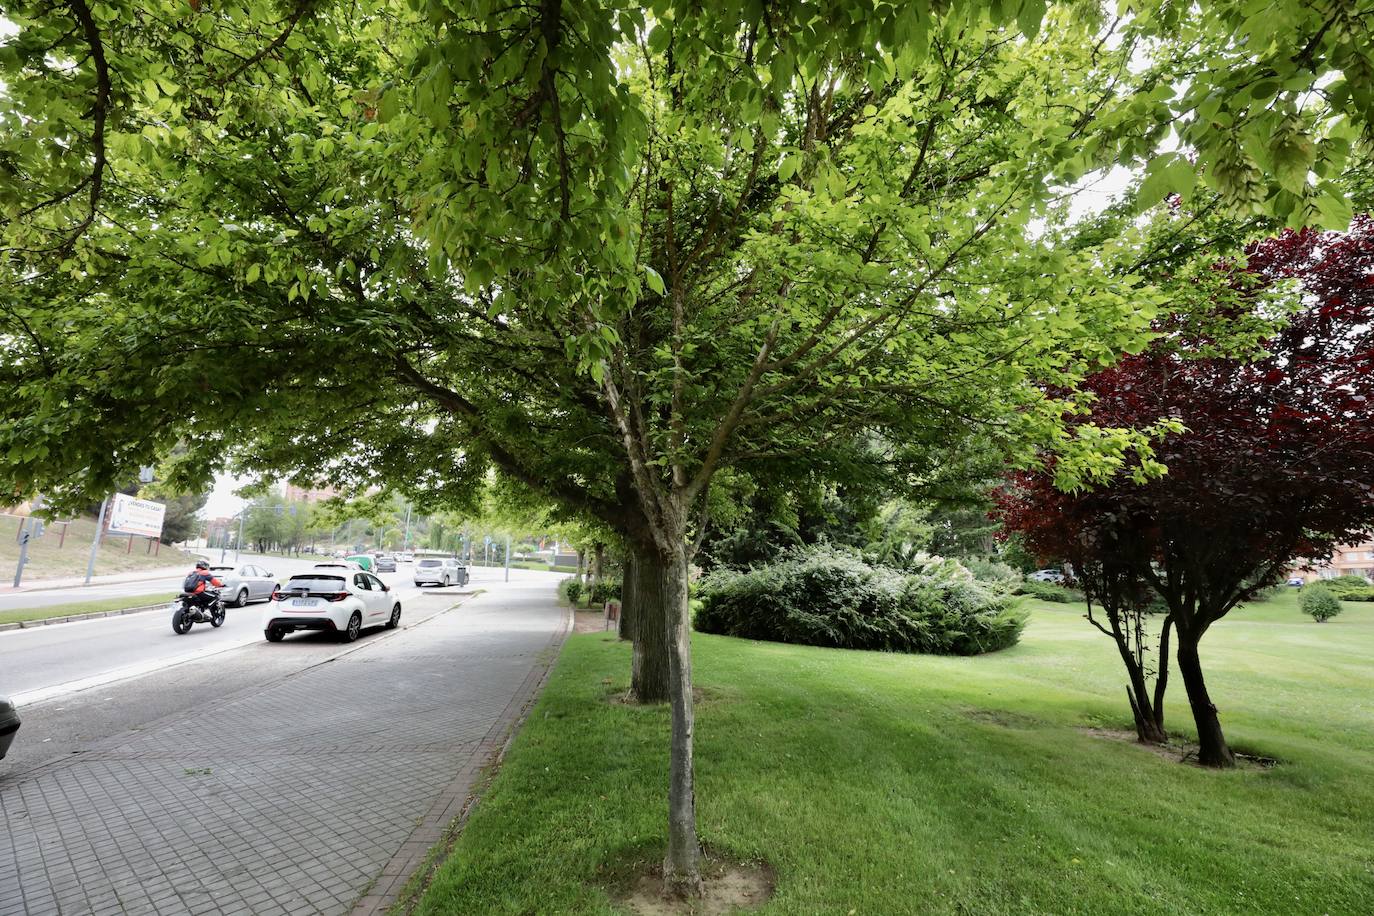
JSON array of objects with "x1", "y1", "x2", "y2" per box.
[{"x1": 184, "y1": 559, "x2": 224, "y2": 615}]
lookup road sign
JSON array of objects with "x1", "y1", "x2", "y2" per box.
[{"x1": 107, "y1": 493, "x2": 166, "y2": 538}]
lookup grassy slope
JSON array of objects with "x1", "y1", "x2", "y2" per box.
[
  {"x1": 416, "y1": 592, "x2": 1374, "y2": 915},
  {"x1": 0, "y1": 514, "x2": 191, "y2": 580}
]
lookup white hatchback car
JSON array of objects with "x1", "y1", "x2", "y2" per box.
[
  {"x1": 413, "y1": 558, "x2": 468, "y2": 587},
  {"x1": 263, "y1": 570, "x2": 401, "y2": 643}
]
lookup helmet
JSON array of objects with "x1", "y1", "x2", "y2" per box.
[{"x1": 195, "y1": 559, "x2": 209, "y2": 570}]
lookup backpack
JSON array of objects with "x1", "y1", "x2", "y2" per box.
[{"x1": 182, "y1": 572, "x2": 202, "y2": 593}]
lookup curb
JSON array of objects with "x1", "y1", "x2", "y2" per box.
[
  {"x1": 351, "y1": 600, "x2": 574, "y2": 915},
  {"x1": 0, "y1": 602, "x2": 167, "y2": 632}
]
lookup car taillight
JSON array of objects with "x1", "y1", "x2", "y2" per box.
[
  {"x1": 271, "y1": 589, "x2": 283, "y2": 601},
  {"x1": 326, "y1": 592, "x2": 349, "y2": 602}
]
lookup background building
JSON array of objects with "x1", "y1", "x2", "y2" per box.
[{"x1": 1294, "y1": 540, "x2": 1374, "y2": 582}]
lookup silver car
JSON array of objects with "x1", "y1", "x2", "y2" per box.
[
  {"x1": 209, "y1": 563, "x2": 279, "y2": 607},
  {"x1": 413, "y1": 558, "x2": 468, "y2": 587}
]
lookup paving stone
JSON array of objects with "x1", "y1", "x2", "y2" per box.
[{"x1": 0, "y1": 582, "x2": 567, "y2": 915}]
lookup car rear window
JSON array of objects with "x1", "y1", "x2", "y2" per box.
[
  {"x1": 418, "y1": 559, "x2": 442, "y2": 567},
  {"x1": 285, "y1": 575, "x2": 347, "y2": 593}
]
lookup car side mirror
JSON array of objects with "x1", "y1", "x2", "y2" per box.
[
  {"x1": 264, "y1": 571, "x2": 273, "y2": 578},
  {"x1": 382, "y1": 584, "x2": 390, "y2": 592}
]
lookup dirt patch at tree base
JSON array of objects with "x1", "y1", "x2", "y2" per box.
[
  {"x1": 606, "y1": 686, "x2": 719, "y2": 707},
  {"x1": 618, "y1": 861, "x2": 774, "y2": 915},
  {"x1": 1082, "y1": 727, "x2": 1279, "y2": 769},
  {"x1": 574, "y1": 608, "x2": 613, "y2": 633}
]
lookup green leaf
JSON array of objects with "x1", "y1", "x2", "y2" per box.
[
  {"x1": 246, "y1": 264, "x2": 260, "y2": 285},
  {"x1": 1137, "y1": 154, "x2": 1195, "y2": 208},
  {"x1": 644, "y1": 266, "x2": 665, "y2": 296},
  {"x1": 1018, "y1": 0, "x2": 1046, "y2": 40},
  {"x1": 778, "y1": 154, "x2": 800, "y2": 182}
]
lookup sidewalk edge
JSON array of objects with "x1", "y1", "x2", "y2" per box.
[{"x1": 351, "y1": 600, "x2": 574, "y2": 916}]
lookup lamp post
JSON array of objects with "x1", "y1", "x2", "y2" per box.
[{"x1": 84, "y1": 495, "x2": 110, "y2": 585}]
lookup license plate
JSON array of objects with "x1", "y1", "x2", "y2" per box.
[{"x1": 291, "y1": 598, "x2": 317, "y2": 607}]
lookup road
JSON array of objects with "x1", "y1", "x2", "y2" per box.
[
  {"x1": 0, "y1": 551, "x2": 328, "y2": 614},
  {"x1": 0, "y1": 568, "x2": 569, "y2": 916},
  {"x1": 0, "y1": 559, "x2": 524, "y2": 705}
]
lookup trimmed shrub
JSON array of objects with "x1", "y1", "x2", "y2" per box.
[
  {"x1": 695, "y1": 547, "x2": 1025, "y2": 656},
  {"x1": 558, "y1": 577, "x2": 584, "y2": 606},
  {"x1": 588, "y1": 579, "x2": 621, "y2": 605},
  {"x1": 1012, "y1": 579, "x2": 1075, "y2": 603},
  {"x1": 1301, "y1": 586, "x2": 1342, "y2": 622},
  {"x1": 964, "y1": 558, "x2": 1023, "y2": 588},
  {"x1": 1323, "y1": 575, "x2": 1374, "y2": 602}
]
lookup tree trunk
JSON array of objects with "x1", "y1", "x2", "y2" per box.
[
  {"x1": 630, "y1": 545, "x2": 670, "y2": 703},
  {"x1": 1175, "y1": 632, "x2": 1235, "y2": 768},
  {"x1": 1153, "y1": 615, "x2": 1173, "y2": 736},
  {"x1": 659, "y1": 539, "x2": 703, "y2": 897},
  {"x1": 591, "y1": 541, "x2": 605, "y2": 596},
  {"x1": 576, "y1": 549, "x2": 586, "y2": 585},
  {"x1": 619, "y1": 549, "x2": 637, "y2": 641},
  {"x1": 1108, "y1": 614, "x2": 1167, "y2": 745}
]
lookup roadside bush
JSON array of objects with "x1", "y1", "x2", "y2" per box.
[
  {"x1": 1323, "y1": 575, "x2": 1374, "y2": 602},
  {"x1": 588, "y1": 579, "x2": 621, "y2": 605},
  {"x1": 1012, "y1": 579, "x2": 1075, "y2": 603},
  {"x1": 1301, "y1": 585, "x2": 1342, "y2": 622},
  {"x1": 964, "y1": 558, "x2": 1022, "y2": 588},
  {"x1": 559, "y1": 577, "x2": 584, "y2": 606},
  {"x1": 696, "y1": 547, "x2": 1025, "y2": 655}
]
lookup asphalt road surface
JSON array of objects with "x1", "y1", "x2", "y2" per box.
[
  {"x1": 0, "y1": 551, "x2": 324, "y2": 614},
  {"x1": 0, "y1": 559, "x2": 522, "y2": 705}
]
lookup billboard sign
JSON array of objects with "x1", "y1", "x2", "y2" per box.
[{"x1": 107, "y1": 493, "x2": 166, "y2": 539}]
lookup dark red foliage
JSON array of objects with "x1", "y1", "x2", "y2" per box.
[
  {"x1": 996, "y1": 219, "x2": 1374, "y2": 766},
  {"x1": 999, "y1": 218, "x2": 1374, "y2": 611}
]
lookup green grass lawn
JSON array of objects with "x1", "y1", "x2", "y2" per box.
[
  {"x1": 508, "y1": 561, "x2": 581, "y2": 573},
  {"x1": 414, "y1": 589, "x2": 1374, "y2": 914},
  {"x1": 0, "y1": 592, "x2": 170, "y2": 626}
]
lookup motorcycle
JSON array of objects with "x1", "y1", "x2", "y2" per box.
[{"x1": 171, "y1": 587, "x2": 227, "y2": 634}]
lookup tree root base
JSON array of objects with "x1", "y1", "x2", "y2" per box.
[
  {"x1": 618, "y1": 858, "x2": 773, "y2": 915},
  {"x1": 1081, "y1": 727, "x2": 1279, "y2": 768}
]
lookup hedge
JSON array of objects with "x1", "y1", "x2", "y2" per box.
[{"x1": 696, "y1": 547, "x2": 1025, "y2": 656}]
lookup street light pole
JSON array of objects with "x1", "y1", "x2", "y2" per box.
[
  {"x1": 220, "y1": 514, "x2": 234, "y2": 563},
  {"x1": 84, "y1": 495, "x2": 110, "y2": 585}
]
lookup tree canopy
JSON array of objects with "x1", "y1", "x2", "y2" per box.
[
  {"x1": 997, "y1": 220, "x2": 1374, "y2": 766},
  {"x1": 3, "y1": 0, "x2": 1372, "y2": 892}
]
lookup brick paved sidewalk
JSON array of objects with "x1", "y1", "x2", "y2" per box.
[{"x1": 0, "y1": 580, "x2": 569, "y2": 916}]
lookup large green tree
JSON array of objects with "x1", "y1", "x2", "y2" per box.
[{"x1": 4, "y1": 0, "x2": 1370, "y2": 894}]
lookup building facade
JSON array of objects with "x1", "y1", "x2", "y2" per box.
[{"x1": 1294, "y1": 540, "x2": 1374, "y2": 582}]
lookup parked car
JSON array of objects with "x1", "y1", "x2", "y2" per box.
[
  {"x1": 374, "y1": 555, "x2": 397, "y2": 573},
  {"x1": 263, "y1": 571, "x2": 401, "y2": 642},
  {"x1": 0, "y1": 697, "x2": 19, "y2": 760},
  {"x1": 1287, "y1": 576, "x2": 1306, "y2": 587},
  {"x1": 208, "y1": 563, "x2": 278, "y2": 607},
  {"x1": 1028, "y1": 568, "x2": 1066, "y2": 584},
  {"x1": 414, "y1": 558, "x2": 468, "y2": 587}
]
